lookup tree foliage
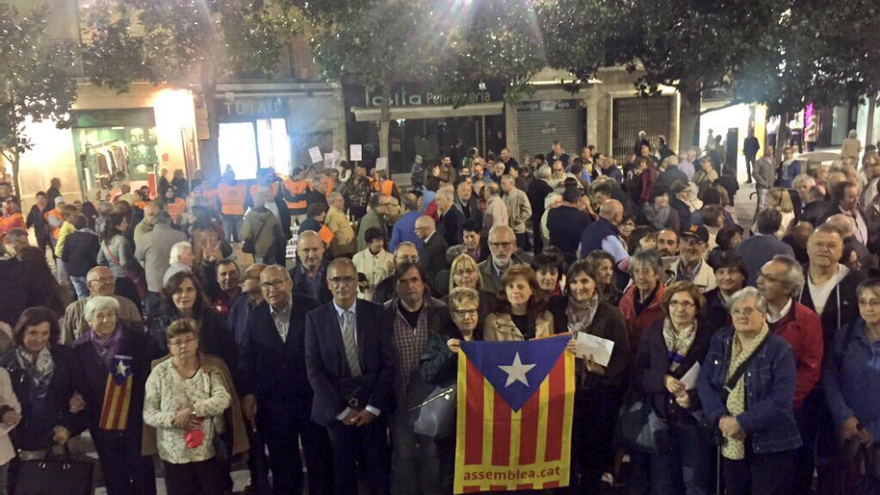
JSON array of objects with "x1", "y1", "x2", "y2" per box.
[{"x1": 0, "y1": 1, "x2": 79, "y2": 193}]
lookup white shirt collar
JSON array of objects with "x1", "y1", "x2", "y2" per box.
[
  {"x1": 333, "y1": 301, "x2": 356, "y2": 317},
  {"x1": 767, "y1": 298, "x2": 793, "y2": 324}
]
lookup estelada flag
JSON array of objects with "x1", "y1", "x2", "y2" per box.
[
  {"x1": 99, "y1": 355, "x2": 133, "y2": 431},
  {"x1": 454, "y1": 335, "x2": 575, "y2": 494}
]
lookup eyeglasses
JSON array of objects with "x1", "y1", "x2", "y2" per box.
[
  {"x1": 669, "y1": 301, "x2": 695, "y2": 309},
  {"x1": 260, "y1": 280, "x2": 287, "y2": 290},
  {"x1": 731, "y1": 308, "x2": 760, "y2": 318},
  {"x1": 328, "y1": 276, "x2": 357, "y2": 285},
  {"x1": 858, "y1": 299, "x2": 880, "y2": 309},
  {"x1": 169, "y1": 337, "x2": 198, "y2": 348},
  {"x1": 453, "y1": 309, "x2": 478, "y2": 318}
]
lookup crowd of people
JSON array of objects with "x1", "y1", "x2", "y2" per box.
[{"x1": 0, "y1": 131, "x2": 878, "y2": 495}]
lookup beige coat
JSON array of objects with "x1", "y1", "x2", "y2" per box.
[
  {"x1": 325, "y1": 205, "x2": 356, "y2": 257},
  {"x1": 0, "y1": 368, "x2": 20, "y2": 464},
  {"x1": 483, "y1": 311, "x2": 555, "y2": 341},
  {"x1": 503, "y1": 188, "x2": 532, "y2": 234},
  {"x1": 482, "y1": 196, "x2": 509, "y2": 237}
]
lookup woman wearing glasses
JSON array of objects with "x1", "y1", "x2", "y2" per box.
[
  {"x1": 630, "y1": 281, "x2": 712, "y2": 495},
  {"x1": 444, "y1": 253, "x2": 496, "y2": 323},
  {"x1": 697, "y1": 287, "x2": 801, "y2": 495},
  {"x1": 547, "y1": 260, "x2": 630, "y2": 493},
  {"x1": 148, "y1": 272, "x2": 238, "y2": 376},
  {"x1": 420, "y1": 287, "x2": 484, "y2": 494},
  {"x1": 143, "y1": 318, "x2": 241, "y2": 495}
]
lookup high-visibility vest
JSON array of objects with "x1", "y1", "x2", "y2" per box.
[
  {"x1": 380, "y1": 180, "x2": 395, "y2": 197},
  {"x1": 218, "y1": 183, "x2": 247, "y2": 215},
  {"x1": 44, "y1": 209, "x2": 63, "y2": 240},
  {"x1": 167, "y1": 198, "x2": 186, "y2": 224},
  {"x1": 250, "y1": 183, "x2": 278, "y2": 203},
  {"x1": 282, "y1": 179, "x2": 311, "y2": 210}
]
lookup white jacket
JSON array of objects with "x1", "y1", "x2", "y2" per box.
[{"x1": 0, "y1": 367, "x2": 21, "y2": 465}]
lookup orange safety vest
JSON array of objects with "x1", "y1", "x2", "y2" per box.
[
  {"x1": 282, "y1": 179, "x2": 311, "y2": 210},
  {"x1": 324, "y1": 178, "x2": 335, "y2": 200},
  {"x1": 44, "y1": 209, "x2": 63, "y2": 240},
  {"x1": 380, "y1": 180, "x2": 395, "y2": 197},
  {"x1": 250, "y1": 183, "x2": 279, "y2": 203},
  {"x1": 167, "y1": 198, "x2": 186, "y2": 224},
  {"x1": 218, "y1": 183, "x2": 247, "y2": 216}
]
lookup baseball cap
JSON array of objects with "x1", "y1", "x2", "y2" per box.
[{"x1": 681, "y1": 224, "x2": 709, "y2": 244}]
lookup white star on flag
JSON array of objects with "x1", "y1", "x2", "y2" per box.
[
  {"x1": 498, "y1": 352, "x2": 536, "y2": 387},
  {"x1": 115, "y1": 360, "x2": 129, "y2": 377}
]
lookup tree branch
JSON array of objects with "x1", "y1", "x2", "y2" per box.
[{"x1": 699, "y1": 98, "x2": 748, "y2": 116}]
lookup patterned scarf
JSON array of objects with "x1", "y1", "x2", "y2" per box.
[
  {"x1": 722, "y1": 323, "x2": 770, "y2": 460},
  {"x1": 15, "y1": 347, "x2": 55, "y2": 400},
  {"x1": 662, "y1": 319, "x2": 696, "y2": 372},
  {"x1": 565, "y1": 294, "x2": 600, "y2": 336},
  {"x1": 89, "y1": 326, "x2": 123, "y2": 370}
]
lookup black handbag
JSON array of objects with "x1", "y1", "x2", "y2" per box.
[
  {"x1": 616, "y1": 387, "x2": 668, "y2": 455},
  {"x1": 16, "y1": 443, "x2": 94, "y2": 495},
  {"x1": 407, "y1": 384, "x2": 457, "y2": 439}
]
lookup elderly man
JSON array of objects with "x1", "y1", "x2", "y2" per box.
[
  {"x1": 358, "y1": 193, "x2": 390, "y2": 252},
  {"x1": 500, "y1": 174, "x2": 532, "y2": 249},
  {"x1": 415, "y1": 215, "x2": 449, "y2": 286},
  {"x1": 133, "y1": 202, "x2": 159, "y2": 246},
  {"x1": 4, "y1": 228, "x2": 29, "y2": 256},
  {"x1": 163, "y1": 241, "x2": 194, "y2": 286},
  {"x1": 478, "y1": 225, "x2": 531, "y2": 294},
  {"x1": 756, "y1": 255, "x2": 824, "y2": 495},
  {"x1": 292, "y1": 230, "x2": 332, "y2": 303},
  {"x1": 373, "y1": 242, "x2": 420, "y2": 304},
  {"x1": 326, "y1": 191, "x2": 357, "y2": 259},
  {"x1": 754, "y1": 147, "x2": 778, "y2": 209},
  {"x1": 135, "y1": 210, "x2": 187, "y2": 317},
  {"x1": 453, "y1": 180, "x2": 482, "y2": 227},
  {"x1": 435, "y1": 188, "x2": 464, "y2": 247},
  {"x1": 240, "y1": 265, "x2": 334, "y2": 495},
  {"x1": 63, "y1": 266, "x2": 144, "y2": 344},
  {"x1": 825, "y1": 213, "x2": 878, "y2": 275},
  {"x1": 481, "y1": 182, "x2": 508, "y2": 239},
  {"x1": 527, "y1": 165, "x2": 554, "y2": 254},
  {"x1": 817, "y1": 181, "x2": 869, "y2": 246},
  {"x1": 380, "y1": 261, "x2": 449, "y2": 495},
  {"x1": 666, "y1": 225, "x2": 716, "y2": 293}
]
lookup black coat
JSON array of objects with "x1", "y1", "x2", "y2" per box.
[
  {"x1": 305, "y1": 300, "x2": 394, "y2": 426},
  {"x1": 149, "y1": 309, "x2": 239, "y2": 387},
  {"x1": 453, "y1": 195, "x2": 483, "y2": 227},
  {"x1": 634, "y1": 319, "x2": 711, "y2": 422},
  {"x1": 239, "y1": 296, "x2": 321, "y2": 419},
  {"x1": 60, "y1": 230, "x2": 100, "y2": 277},
  {"x1": 0, "y1": 345, "x2": 86, "y2": 451},
  {"x1": 702, "y1": 289, "x2": 732, "y2": 335},
  {"x1": 0, "y1": 258, "x2": 42, "y2": 327},
  {"x1": 73, "y1": 326, "x2": 150, "y2": 432},
  {"x1": 437, "y1": 207, "x2": 465, "y2": 247},
  {"x1": 420, "y1": 233, "x2": 450, "y2": 285},
  {"x1": 527, "y1": 179, "x2": 554, "y2": 225},
  {"x1": 547, "y1": 206, "x2": 592, "y2": 263}
]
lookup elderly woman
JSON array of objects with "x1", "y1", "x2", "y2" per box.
[
  {"x1": 420, "y1": 287, "x2": 484, "y2": 494},
  {"x1": 72, "y1": 296, "x2": 155, "y2": 495},
  {"x1": 148, "y1": 272, "x2": 238, "y2": 376},
  {"x1": 483, "y1": 265, "x2": 554, "y2": 341},
  {"x1": 97, "y1": 211, "x2": 143, "y2": 309},
  {"x1": 0, "y1": 307, "x2": 85, "y2": 491},
  {"x1": 584, "y1": 250, "x2": 623, "y2": 305},
  {"x1": 631, "y1": 282, "x2": 712, "y2": 495},
  {"x1": 619, "y1": 250, "x2": 667, "y2": 348},
  {"x1": 143, "y1": 318, "x2": 237, "y2": 495},
  {"x1": 531, "y1": 250, "x2": 565, "y2": 297},
  {"x1": 697, "y1": 287, "x2": 801, "y2": 495},
  {"x1": 541, "y1": 192, "x2": 563, "y2": 248},
  {"x1": 547, "y1": 260, "x2": 630, "y2": 493},
  {"x1": 444, "y1": 253, "x2": 496, "y2": 323},
  {"x1": 824, "y1": 279, "x2": 880, "y2": 491}
]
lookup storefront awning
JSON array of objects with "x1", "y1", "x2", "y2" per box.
[{"x1": 351, "y1": 102, "x2": 504, "y2": 122}]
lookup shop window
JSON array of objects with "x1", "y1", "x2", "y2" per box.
[{"x1": 219, "y1": 122, "x2": 259, "y2": 180}]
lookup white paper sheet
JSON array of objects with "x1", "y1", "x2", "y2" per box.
[
  {"x1": 680, "y1": 362, "x2": 701, "y2": 391},
  {"x1": 576, "y1": 332, "x2": 615, "y2": 367},
  {"x1": 350, "y1": 144, "x2": 362, "y2": 162},
  {"x1": 324, "y1": 153, "x2": 336, "y2": 169},
  {"x1": 375, "y1": 157, "x2": 388, "y2": 171},
  {"x1": 308, "y1": 147, "x2": 323, "y2": 164}
]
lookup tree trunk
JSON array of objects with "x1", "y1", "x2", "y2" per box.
[
  {"x1": 866, "y1": 96, "x2": 877, "y2": 148},
  {"x1": 679, "y1": 94, "x2": 701, "y2": 153},
  {"x1": 10, "y1": 150, "x2": 21, "y2": 201},
  {"x1": 378, "y1": 82, "x2": 392, "y2": 167},
  {"x1": 199, "y1": 60, "x2": 220, "y2": 178}
]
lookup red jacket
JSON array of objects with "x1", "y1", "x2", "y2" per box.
[
  {"x1": 770, "y1": 301, "x2": 824, "y2": 409},
  {"x1": 618, "y1": 283, "x2": 666, "y2": 349}
]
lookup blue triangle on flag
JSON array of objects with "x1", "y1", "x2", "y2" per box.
[{"x1": 461, "y1": 335, "x2": 569, "y2": 412}]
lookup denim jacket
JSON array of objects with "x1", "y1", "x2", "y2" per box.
[{"x1": 697, "y1": 327, "x2": 802, "y2": 454}]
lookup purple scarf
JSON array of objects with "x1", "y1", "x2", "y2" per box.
[{"x1": 89, "y1": 326, "x2": 123, "y2": 370}]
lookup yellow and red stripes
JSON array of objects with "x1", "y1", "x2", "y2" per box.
[{"x1": 98, "y1": 373, "x2": 132, "y2": 431}]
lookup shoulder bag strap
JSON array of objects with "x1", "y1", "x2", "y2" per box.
[{"x1": 722, "y1": 336, "x2": 770, "y2": 398}]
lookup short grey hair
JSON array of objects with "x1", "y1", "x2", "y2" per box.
[
  {"x1": 544, "y1": 192, "x2": 562, "y2": 210},
  {"x1": 328, "y1": 191, "x2": 344, "y2": 204},
  {"x1": 848, "y1": 129, "x2": 858, "y2": 139},
  {"x1": 445, "y1": 244, "x2": 468, "y2": 264},
  {"x1": 169, "y1": 241, "x2": 193, "y2": 264},
  {"x1": 728, "y1": 287, "x2": 769, "y2": 315},
  {"x1": 536, "y1": 165, "x2": 552, "y2": 180},
  {"x1": 84, "y1": 295, "x2": 120, "y2": 322},
  {"x1": 629, "y1": 249, "x2": 662, "y2": 277},
  {"x1": 770, "y1": 255, "x2": 805, "y2": 298},
  {"x1": 791, "y1": 174, "x2": 815, "y2": 190}
]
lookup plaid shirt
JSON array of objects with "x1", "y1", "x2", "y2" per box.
[{"x1": 391, "y1": 302, "x2": 430, "y2": 405}]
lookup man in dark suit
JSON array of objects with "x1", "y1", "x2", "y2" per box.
[
  {"x1": 305, "y1": 259, "x2": 393, "y2": 495},
  {"x1": 735, "y1": 208, "x2": 795, "y2": 286},
  {"x1": 415, "y1": 215, "x2": 449, "y2": 286},
  {"x1": 435, "y1": 189, "x2": 465, "y2": 247},
  {"x1": 453, "y1": 181, "x2": 483, "y2": 227},
  {"x1": 239, "y1": 265, "x2": 334, "y2": 495},
  {"x1": 291, "y1": 230, "x2": 333, "y2": 303},
  {"x1": 527, "y1": 166, "x2": 554, "y2": 254}
]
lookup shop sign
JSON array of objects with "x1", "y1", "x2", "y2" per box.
[
  {"x1": 516, "y1": 99, "x2": 580, "y2": 112},
  {"x1": 347, "y1": 82, "x2": 504, "y2": 109},
  {"x1": 216, "y1": 97, "x2": 288, "y2": 119},
  {"x1": 71, "y1": 108, "x2": 156, "y2": 128}
]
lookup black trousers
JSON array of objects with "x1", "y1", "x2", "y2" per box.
[
  {"x1": 723, "y1": 445, "x2": 795, "y2": 495},
  {"x1": 794, "y1": 389, "x2": 823, "y2": 495},
  {"x1": 163, "y1": 458, "x2": 231, "y2": 495},
  {"x1": 570, "y1": 386, "x2": 621, "y2": 494},
  {"x1": 146, "y1": 291, "x2": 163, "y2": 321},
  {"x1": 532, "y1": 216, "x2": 544, "y2": 254},
  {"x1": 258, "y1": 403, "x2": 334, "y2": 495},
  {"x1": 745, "y1": 156, "x2": 756, "y2": 180},
  {"x1": 350, "y1": 206, "x2": 367, "y2": 222},
  {"x1": 92, "y1": 428, "x2": 156, "y2": 495},
  {"x1": 327, "y1": 416, "x2": 391, "y2": 495}
]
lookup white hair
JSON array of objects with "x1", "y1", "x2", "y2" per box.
[
  {"x1": 169, "y1": 241, "x2": 193, "y2": 264},
  {"x1": 544, "y1": 192, "x2": 562, "y2": 210},
  {"x1": 84, "y1": 295, "x2": 120, "y2": 322}
]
